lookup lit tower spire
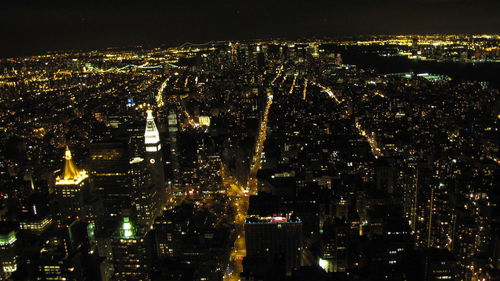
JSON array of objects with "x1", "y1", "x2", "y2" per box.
[
  {"x1": 56, "y1": 146, "x2": 88, "y2": 185},
  {"x1": 144, "y1": 110, "x2": 161, "y2": 152},
  {"x1": 63, "y1": 146, "x2": 78, "y2": 179}
]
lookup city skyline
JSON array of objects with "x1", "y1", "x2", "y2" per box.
[
  {"x1": 2, "y1": 1, "x2": 500, "y2": 57},
  {"x1": 0, "y1": 9, "x2": 499, "y2": 279}
]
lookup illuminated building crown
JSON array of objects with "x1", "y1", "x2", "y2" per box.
[
  {"x1": 145, "y1": 110, "x2": 161, "y2": 153},
  {"x1": 119, "y1": 217, "x2": 136, "y2": 239},
  {"x1": 63, "y1": 146, "x2": 79, "y2": 179},
  {"x1": 144, "y1": 110, "x2": 160, "y2": 145},
  {"x1": 56, "y1": 146, "x2": 88, "y2": 185}
]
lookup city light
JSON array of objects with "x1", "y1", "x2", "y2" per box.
[{"x1": 0, "y1": 34, "x2": 498, "y2": 280}]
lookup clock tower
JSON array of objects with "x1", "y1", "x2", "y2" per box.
[{"x1": 144, "y1": 109, "x2": 166, "y2": 203}]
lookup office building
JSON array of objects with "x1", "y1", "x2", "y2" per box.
[
  {"x1": 54, "y1": 146, "x2": 89, "y2": 225},
  {"x1": 111, "y1": 217, "x2": 150, "y2": 281},
  {"x1": 245, "y1": 213, "x2": 303, "y2": 275},
  {"x1": 0, "y1": 223, "x2": 18, "y2": 280}
]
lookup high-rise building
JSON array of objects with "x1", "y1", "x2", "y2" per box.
[
  {"x1": 54, "y1": 146, "x2": 89, "y2": 225},
  {"x1": 375, "y1": 158, "x2": 395, "y2": 195},
  {"x1": 244, "y1": 213, "x2": 303, "y2": 275},
  {"x1": 411, "y1": 163, "x2": 451, "y2": 249},
  {"x1": 319, "y1": 218, "x2": 348, "y2": 273},
  {"x1": 89, "y1": 141, "x2": 131, "y2": 220},
  {"x1": 16, "y1": 167, "x2": 38, "y2": 213},
  {"x1": 144, "y1": 110, "x2": 166, "y2": 203},
  {"x1": 36, "y1": 219, "x2": 91, "y2": 281},
  {"x1": 89, "y1": 141, "x2": 131, "y2": 275},
  {"x1": 167, "y1": 109, "x2": 181, "y2": 195},
  {"x1": 89, "y1": 133, "x2": 163, "y2": 279},
  {"x1": 19, "y1": 209, "x2": 52, "y2": 235},
  {"x1": 402, "y1": 160, "x2": 418, "y2": 226},
  {"x1": 111, "y1": 217, "x2": 150, "y2": 281},
  {"x1": 129, "y1": 157, "x2": 158, "y2": 234},
  {"x1": 362, "y1": 214, "x2": 414, "y2": 279},
  {"x1": 0, "y1": 223, "x2": 18, "y2": 280},
  {"x1": 402, "y1": 248, "x2": 456, "y2": 281}
]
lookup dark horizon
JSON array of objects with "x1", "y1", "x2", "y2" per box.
[{"x1": 2, "y1": 0, "x2": 500, "y2": 58}]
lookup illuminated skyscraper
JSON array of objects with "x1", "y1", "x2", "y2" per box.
[
  {"x1": 144, "y1": 110, "x2": 166, "y2": 203},
  {"x1": 0, "y1": 223, "x2": 17, "y2": 279},
  {"x1": 54, "y1": 146, "x2": 89, "y2": 225},
  {"x1": 111, "y1": 217, "x2": 150, "y2": 281}
]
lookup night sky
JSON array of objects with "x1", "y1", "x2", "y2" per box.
[{"x1": 1, "y1": 0, "x2": 500, "y2": 58}]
